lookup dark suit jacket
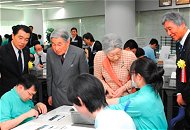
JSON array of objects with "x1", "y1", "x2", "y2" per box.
[
  {"x1": 70, "y1": 35, "x2": 83, "y2": 48},
  {"x1": 0, "y1": 43, "x2": 30, "y2": 97},
  {"x1": 88, "y1": 41, "x2": 102, "y2": 74},
  {"x1": 28, "y1": 33, "x2": 38, "y2": 48},
  {"x1": 47, "y1": 45, "x2": 89, "y2": 108},
  {"x1": 176, "y1": 32, "x2": 190, "y2": 104}
]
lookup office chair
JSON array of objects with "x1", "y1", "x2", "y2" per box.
[{"x1": 169, "y1": 106, "x2": 185, "y2": 130}]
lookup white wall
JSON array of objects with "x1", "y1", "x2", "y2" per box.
[
  {"x1": 0, "y1": 8, "x2": 23, "y2": 21},
  {"x1": 24, "y1": 9, "x2": 43, "y2": 36},
  {"x1": 46, "y1": 15, "x2": 105, "y2": 41},
  {"x1": 44, "y1": 1, "x2": 105, "y2": 20},
  {"x1": 105, "y1": 1, "x2": 136, "y2": 43},
  {"x1": 0, "y1": 9, "x2": 24, "y2": 35},
  {"x1": 42, "y1": 1, "x2": 105, "y2": 42}
]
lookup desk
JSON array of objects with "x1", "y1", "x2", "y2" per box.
[
  {"x1": 12, "y1": 106, "x2": 95, "y2": 130},
  {"x1": 37, "y1": 75, "x2": 47, "y2": 103},
  {"x1": 162, "y1": 76, "x2": 177, "y2": 122},
  {"x1": 162, "y1": 86, "x2": 176, "y2": 122}
]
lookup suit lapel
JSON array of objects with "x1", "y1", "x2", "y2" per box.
[
  {"x1": 93, "y1": 42, "x2": 97, "y2": 52},
  {"x1": 6, "y1": 43, "x2": 20, "y2": 75},
  {"x1": 22, "y1": 48, "x2": 29, "y2": 73},
  {"x1": 62, "y1": 46, "x2": 76, "y2": 74},
  {"x1": 181, "y1": 33, "x2": 190, "y2": 59},
  {"x1": 54, "y1": 46, "x2": 76, "y2": 86}
]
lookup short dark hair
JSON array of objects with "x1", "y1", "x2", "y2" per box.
[
  {"x1": 149, "y1": 38, "x2": 158, "y2": 46},
  {"x1": 12, "y1": 25, "x2": 31, "y2": 35},
  {"x1": 38, "y1": 34, "x2": 42, "y2": 39},
  {"x1": 83, "y1": 32, "x2": 95, "y2": 42},
  {"x1": 67, "y1": 73, "x2": 108, "y2": 113},
  {"x1": 71, "y1": 27, "x2": 77, "y2": 32},
  {"x1": 18, "y1": 74, "x2": 39, "y2": 91},
  {"x1": 123, "y1": 39, "x2": 138, "y2": 50},
  {"x1": 33, "y1": 40, "x2": 41, "y2": 50},
  {"x1": 29, "y1": 25, "x2": 33, "y2": 29},
  {"x1": 130, "y1": 57, "x2": 164, "y2": 94},
  {"x1": 4, "y1": 34, "x2": 10, "y2": 39},
  {"x1": 135, "y1": 47, "x2": 145, "y2": 58}
]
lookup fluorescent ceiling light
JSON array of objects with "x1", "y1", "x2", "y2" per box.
[
  {"x1": 57, "y1": 1, "x2": 65, "y2": 3},
  {"x1": 21, "y1": 0, "x2": 35, "y2": 1},
  {"x1": 37, "y1": 7, "x2": 62, "y2": 10},
  {"x1": 15, "y1": 3, "x2": 42, "y2": 7},
  {"x1": 0, "y1": 1, "x2": 13, "y2": 4}
]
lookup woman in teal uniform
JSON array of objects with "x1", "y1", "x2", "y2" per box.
[{"x1": 108, "y1": 57, "x2": 168, "y2": 130}]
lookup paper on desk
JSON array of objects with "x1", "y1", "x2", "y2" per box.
[
  {"x1": 12, "y1": 122, "x2": 68, "y2": 130},
  {"x1": 34, "y1": 114, "x2": 67, "y2": 122},
  {"x1": 12, "y1": 122, "x2": 94, "y2": 130},
  {"x1": 12, "y1": 122, "x2": 49, "y2": 130},
  {"x1": 65, "y1": 126, "x2": 95, "y2": 130}
]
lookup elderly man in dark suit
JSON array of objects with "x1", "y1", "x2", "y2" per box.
[
  {"x1": 162, "y1": 11, "x2": 190, "y2": 128},
  {"x1": 0, "y1": 25, "x2": 31, "y2": 97},
  {"x1": 47, "y1": 28, "x2": 89, "y2": 108},
  {"x1": 83, "y1": 32, "x2": 102, "y2": 74}
]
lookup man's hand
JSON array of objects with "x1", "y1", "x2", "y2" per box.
[
  {"x1": 48, "y1": 96, "x2": 53, "y2": 106},
  {"x1": 177, "y1": 94, "x2": 186, "y2": 106},
  {"x1": 37, "y1": 64, "x2": 44, "y2": 69},
  {"x1": 0, "y1": 109, "x2": 39, "y2": 130},
  {"x1": 25, "y1": 109, "x2": 39, "y2": 118},
  {"x1": 35, "y1": 102, "x2": 47, "y2": 114}
]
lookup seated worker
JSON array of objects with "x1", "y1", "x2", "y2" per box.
[
  {"x1": 29, "y1": 40, "x2": 40, "y2": 55},
  {"x1": 33, "y1": 44, "x2": 46, "y2": 70},
  {"x1": 107, "y1": 57, "x2": 168, "y2": 130},
  {"x1": 123, "y1": 39, "x2": 138, "y2": 54},
  {"x1": 143, "y1": 38, "x2": 158, "y2": 63},
  {"x1": 67, "y1": 73, "x2": 136, "y2": 130},
  {"x1": 0, "y1": 74, "x2": 47, "y2": 130}
]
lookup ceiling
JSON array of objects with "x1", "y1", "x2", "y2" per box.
[{"x1": 0, "y1": 0, "x2": 95, "y2": 10}]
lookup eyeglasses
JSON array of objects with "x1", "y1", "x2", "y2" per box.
[{"x1": 26, "y1": 90, "x2": 36, "y2": 97}]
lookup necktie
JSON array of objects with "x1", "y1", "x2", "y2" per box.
[
  {"x1": 18, "y1": 50, "x2": 23, "y2": 73},
  {"x1": 39, "y1": 56, "x2": 43, "y2": 65},
  {"x1": 61, "y1": 54, "x2": 65, "y2": 64}
]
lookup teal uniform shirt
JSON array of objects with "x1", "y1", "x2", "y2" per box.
[
  {"x1": 1, "y1": 39, "x2": 9, "y2": 46},
  {"x1": 109, "y1": 84, "x2": 168, "y2": 130},
  {"x1": 30, "y1": 46, "x2": 36, "y2": 55},
  {"x1": 0, "y1": 88, "x2": 34, "y2": 124}
]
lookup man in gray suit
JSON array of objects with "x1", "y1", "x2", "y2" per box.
[{"x1": 47, "y1": 28, "x2": 89, "y2": 108}]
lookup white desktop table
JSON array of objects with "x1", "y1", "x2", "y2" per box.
[{"x1": 12, "y1": 106, "x2": 95, "y2": 130}]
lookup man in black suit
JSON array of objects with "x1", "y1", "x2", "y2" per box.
[
  {"x1": 83, "y1": 32, "x2": 102, "y2": 74},
  {"x1": 70, "y1": 27, "x2": 83, "y2": 48},
  {"x1": 0, "y1": 25, "x2": 31, "y2": 97},
  {"x1": 162, "y1": 12, "x2": 190, "y2": 127},
  {"x1": 28, "y1": 25, "x2": 38, "y2": 48}
]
